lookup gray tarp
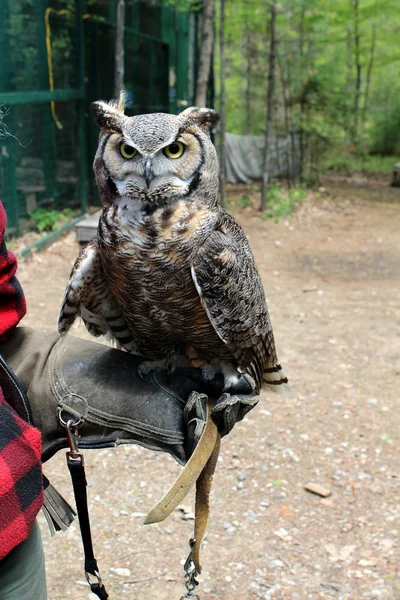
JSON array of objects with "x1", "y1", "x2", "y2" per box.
[{"x1": 224, "y1": 132, "x2": 300, "y2": 184}]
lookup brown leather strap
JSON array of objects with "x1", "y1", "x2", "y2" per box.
[
  {"x1": 144, "y1": 398, "x2": 218, "y2": 525},
  {"x1": 192, "y1": 432, "x2": 221, "y2": 574}
]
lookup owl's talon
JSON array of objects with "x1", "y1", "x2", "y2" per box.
[
  {"x1": 201, "y1": 366, "x2": 216, "y2": 382},
  {"x1": 222, "y1": 378, "x2": 239, "y2": 393},
  {"x1": 137, "y1": 359, "x2": 176, "y2": 381},
  {"x1": 137, "y1": 363, "x2": 151, "y2": 380},
  {"x1": 222, "y1": 372, "x2": 255, "y2": 395}
]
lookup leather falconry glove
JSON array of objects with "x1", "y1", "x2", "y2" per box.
[{"x1": 0, "y1": 327, "x2": 259, "y2": 465}]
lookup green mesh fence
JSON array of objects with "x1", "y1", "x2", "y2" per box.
[{"x1": 0, "y1": 0, "x2": 196, "y2": 237}]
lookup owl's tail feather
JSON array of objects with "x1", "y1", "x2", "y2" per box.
[
  {"x1": 58, "y1": 293, "x2": 79, "y2": 334},
  {"x1": 262, "y1": 364, "x2": 289, "y2": 393},
  {"x1": 80, "y1": 306, "x2": 137, "y2": 353}
]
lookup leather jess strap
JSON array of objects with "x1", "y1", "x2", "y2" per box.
[
  {"x1": 144, "y1": 398, "x2": 221, "y2": 573},
  {"x1": 192, "y1": 430, "x2": 221, "y2": 573}
]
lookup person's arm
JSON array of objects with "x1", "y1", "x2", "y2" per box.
[
  {"x1": 0, "y1": 202, "x2": 44, "y2": 561},
  {"x1": 0, "y1": 202, "x2": 26, "y2": 340}
]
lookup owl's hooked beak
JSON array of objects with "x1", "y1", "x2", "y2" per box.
[{"x1": 144, "y1": 160, "x2": 153, "y2": 188}]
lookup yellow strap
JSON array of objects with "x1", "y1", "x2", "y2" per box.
[
  {"x1": 44, "y1": 8, "x2": 76, "y2": 130},
  {"x1": 143, "y1": 399, "x2": 218, "y2": 525}
]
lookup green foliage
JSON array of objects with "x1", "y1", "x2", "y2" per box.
[
  {"x1": 238, "y1": 195, "x2": 250, "y2": 207},
  {"x1": 370, "y1": 100, "x2": 400, "y2": 156},
  {"x1": 324, "y1": 153, "x2": 395, "y2": 175},
  {"x1": 289, "y1": 186, "x2": 306, "y2": 203},
  {"x1": 261, "y1": 184, "x2": 305, "y2": 222},
  {"x1": 267, "y1": 184, "x2": 282, "y2": 205},
  {"x1": 29, "y1": 208, "x2": 76, "y2": 233}
]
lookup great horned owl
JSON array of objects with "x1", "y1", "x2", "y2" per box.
[{"x1": 58, "y1": 97, "x2": 287, "y2": 395}]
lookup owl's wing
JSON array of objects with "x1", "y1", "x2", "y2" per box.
[
  {"x1": 58, "y1": 239, "x2": 136, "y2": 352},
  {"x1": 190, "y1": 225, "x2": 287, "y2": 394}
]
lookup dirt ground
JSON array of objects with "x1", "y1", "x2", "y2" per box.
[{"x1": 15, "y1": 175, "x2": 400, "y2": 600}]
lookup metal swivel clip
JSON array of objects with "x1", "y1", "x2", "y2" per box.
[{"x1": 180, "y1": 538, "x2": 201, "y2": 599}]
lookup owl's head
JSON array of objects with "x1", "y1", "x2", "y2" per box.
[{"x1": 91, "y1": 96, "x2": 220, "y2": 206}]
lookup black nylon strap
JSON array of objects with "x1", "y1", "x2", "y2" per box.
[{"x1": 67, "y1": 456, "x2": 109, "y2": 599}]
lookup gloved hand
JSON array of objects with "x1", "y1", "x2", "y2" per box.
[{"x1": 0, "y1": 327, "x2": 259, "y2": 466}]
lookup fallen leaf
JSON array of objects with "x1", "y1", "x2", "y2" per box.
[{"x1": 280, "y1": 505, "x2": 293, "y2": 519}]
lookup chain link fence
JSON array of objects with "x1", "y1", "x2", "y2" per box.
[{"x1": 0, "y1": 0, "x2": 196, "y2": 237}]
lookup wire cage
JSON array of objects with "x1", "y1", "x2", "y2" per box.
[{"x1": 0, "y1": 0, "x2": 198, "y2": 237}]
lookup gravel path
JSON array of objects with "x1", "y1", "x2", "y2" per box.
[{"x1": 15, "y1": 177, "x2": 400, "y2": 600}]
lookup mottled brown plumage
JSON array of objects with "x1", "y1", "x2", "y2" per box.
[{"x1": 58, "y1": 97, "x2": 287, "y2": 394}]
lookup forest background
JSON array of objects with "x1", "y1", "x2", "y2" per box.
[
  {"x1": 207, "y1": 0, "x2": 400, "y2": 190},
  {"x1": 3, "y1": 0, "x2": 399, "y2": 238}
]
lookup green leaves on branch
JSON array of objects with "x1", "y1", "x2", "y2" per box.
[{"x1": 29, "y1": 208, "x2": 76, "y2": 233}]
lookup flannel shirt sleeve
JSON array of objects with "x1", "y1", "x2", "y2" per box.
[
  {"x1": 0, "y1": 387, "x2": 43, "y2": 559},
  {"x1": 0, "y1": 201, "x2": 26, "y2": 340},
  {"x1": 0, "y1": 201, "x2": 43, "y2": 559}
]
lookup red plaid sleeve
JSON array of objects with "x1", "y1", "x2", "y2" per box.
[
  {"x1": 0, "y1": 387, "x2": 43, "y2": 559},
  {"x1": 0, "y1": 201, "x2": 26, "y2": 340},
  {"x1": 0, "y1": 201, "x2": 43, "y2": 559}
]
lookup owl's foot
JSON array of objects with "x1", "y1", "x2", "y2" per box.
[
  {"x1": 137, "y1": 359, "x2": 175, "y2": 381},
  {"x1": 222, "y1": 371, "x2": 255, "y2": 395},
  {"x1": 201, "y1": 360, "x2": 256, "y2": 395}
]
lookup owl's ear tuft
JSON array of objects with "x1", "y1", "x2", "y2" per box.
[
  {"x1": 91, "y1": 100, "x2": 125, "y2": 133},
  {"x1": 108, "y1": 90, "x2": 128, "y2": 113},
  {"x1": 180, "y1": 107, "x2": 220, "y2": 132}
]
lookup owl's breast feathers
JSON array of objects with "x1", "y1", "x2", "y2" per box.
[
  {"x1": 98, "y1": 198, "x2": 226, "y2": 360},
  {"x1": 96, "y1": 199, "x2": 287, "y2": 393}
]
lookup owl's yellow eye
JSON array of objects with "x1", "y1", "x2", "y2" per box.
[
  {"x1": 120, "y1": 143, "x2": 137, "y2": 159},
  {"x1": 163, "y1": 141, "x2": 185, "y2": 159}
]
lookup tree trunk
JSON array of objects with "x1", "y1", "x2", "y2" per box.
[
  {"x1": 114, "y1": 0, "x2": 125, "y2": 97},
  {"x1": 346, "y1": 26, "x2": 353, "y2": 91},
  {"x1": 351, "y1": 0, "x2": 362, "y2": 147},
  {"x1": 345, "y1": 25, "x2": 353, "y2": 139},
  {"x1": 244, "y1": 29, "x2": 252, "y2": 135},
  {"x1": 195, "y1": 0, "x2": 215, "y2": 107},
  {"x1": 219, "y1": 0, "x2": 226, "y2": 207},
  {"x1": 277, "y1": 51, "x2": 292, "y2": 185},
  {"x1": 298, "y1": 4, "x2": 306, "y2": 178},
  {"x1": 362, "y1": 23, "x2": 376, "y2": 128},
  {"x1": 260, "y1": 0, "x2": 277, "y2": 212}
]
